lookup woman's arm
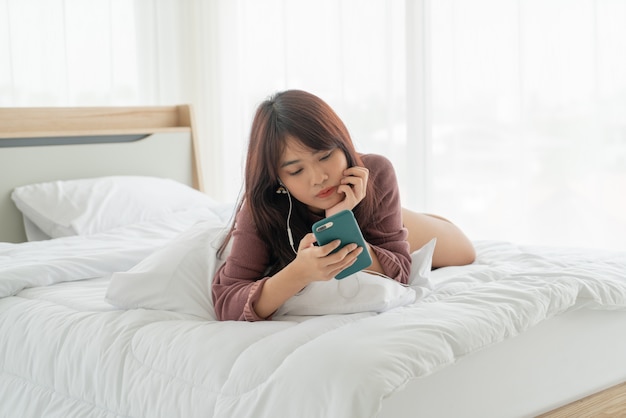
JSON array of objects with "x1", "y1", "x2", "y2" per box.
[
  {"x1": 212, "y1": 204, "x2": 277, "y2": 321},
  {"x1": 356, "y1": 154, "x2": 412, "y2": 283},
  {"x1": 251, "y1": 236, "x2": 361, "y2": 318},
  {"x1": 213, "y1": 206, "x2": 364, "y2": 321},
  {"x1": 402, "y1": 208, "x2": 476, "y2": 268}
]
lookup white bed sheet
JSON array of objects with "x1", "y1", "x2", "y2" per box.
[
  {"x1": 0, "y1": 206, "x2": 228, "y2": 297},
  {"x1": 1, "y1": 222, "x2": 626, "y2": 418}
]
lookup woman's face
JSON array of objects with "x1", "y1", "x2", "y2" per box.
[{"x1": 277, "y1": 135, "x2": 349, "y2": 214}]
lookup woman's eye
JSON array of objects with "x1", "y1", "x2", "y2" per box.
[
  {"x1": 320, "y1": 151, "x2": 333, "y2": 161},
  {"x1": 288, "y1": 169, "x2": 303, "y2": 176}
]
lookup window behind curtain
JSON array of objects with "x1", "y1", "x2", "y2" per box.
[
  {"x1": 0, "y1": 0, "x2": 139, "y2": 106},
  {"x1": 2, "y1": 0, "x2": 625, "y2": 250},
  {"x1": 214, "y1": 0, "x2": 626, "y2": 250},
  {"x1": 428, "y1": 0, "x2": 626, "y2": 250}
]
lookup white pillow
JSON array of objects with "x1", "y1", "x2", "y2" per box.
[
  {"x1": 105, "y1": 221, "x2": 229, "y2": 320},
  {"x1": 274, "y1": 273, "x2": 416, "y2": 317},
  {"x1": 22, "y1": 217, "x2": 52, "y2": 241},
  {"x1": 274, "y1": 239, "x2": 436, "y2": 317},
  {"x1": 105, "y1": 226, "x2": 434, "y2": 320},
  {"x1": 12, "y1": 176, "x2": 217, "y2": 238},
  {"x1": 409, "y1": 238, "x2": 436, "y2": 295}
]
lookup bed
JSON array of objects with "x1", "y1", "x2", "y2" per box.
[{"x1": 1, "y1": 105, "x2": 625, "y2": 418}]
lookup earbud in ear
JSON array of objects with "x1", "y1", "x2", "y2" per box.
[{"x1": 276, "y1": 179, "x2": 288, "y2": 194}]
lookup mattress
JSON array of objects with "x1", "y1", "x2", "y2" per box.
[
  {"x1": 378, "y1": 303, "x2": 626, "y2": 417},
  {"x1": 1, "y1": 210, "x2": 626, "y2": 418}
]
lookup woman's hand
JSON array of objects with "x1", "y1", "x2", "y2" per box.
[
  {"x1": 254, "y1": 233, "x2": 364, "y2": 318},
  {"x1": 291, "y1": 233, "x2": 364, "y2": 283},
  {"x1": 326, "y1": 166, "x2": 369, "y2": 217}
]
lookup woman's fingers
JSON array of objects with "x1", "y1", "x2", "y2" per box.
[
  {"x1": 339, "y1": 166, "x2": 369, "y2": 203},
  {"x1": 321, "y1": 242, "x2": 363, "y2": 267},
  {"x1": 299, "y1": 235, "x2": 363, "y2": 280},
  {"x1": 298, "y1": 233, "x2": 318, "y2": 251}
]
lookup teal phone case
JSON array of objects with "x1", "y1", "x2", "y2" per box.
[{"x1": 312, "y1": 209, "x2": 372, "y2": 279}]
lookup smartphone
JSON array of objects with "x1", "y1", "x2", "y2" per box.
[{"x1": 312, "y1": 209, "x2": 372, "y2": 279}]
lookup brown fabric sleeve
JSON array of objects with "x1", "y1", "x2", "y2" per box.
[
  {"x1": 359, "y1": 154, "x2": 411, "y2": 284},
  {"x1": 212, "y1": 204, "x2": 274, "y2": 321}
]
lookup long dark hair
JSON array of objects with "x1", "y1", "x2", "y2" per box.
[{"x1": 219, "y1": 89, "x2": 379, "y2": 273}]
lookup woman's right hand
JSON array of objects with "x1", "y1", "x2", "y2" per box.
[{"x1": 293, "y1": 233, "x2": 363, "y2": 283}]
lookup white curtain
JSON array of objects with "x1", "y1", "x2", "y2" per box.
[
  {"x1": 2, "y1": 0, "x2": 625, "y2": 251},
  {"x1": 428, "y1": 0, "x2": 626, "y2": 250},
  {"x1": 0, "y1": 0, "x2": 139, "y2": 105}
]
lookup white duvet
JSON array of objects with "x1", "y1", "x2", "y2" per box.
[{"x1": 1, "y1": 214, "x2": 626, "y2": 418}]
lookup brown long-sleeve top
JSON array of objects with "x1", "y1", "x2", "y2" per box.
[{"x1": 212, "y1": 154, "x2": 411, "y2": 321}]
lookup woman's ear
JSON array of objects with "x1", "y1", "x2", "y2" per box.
[{"x1": 276, "y1": 179, "x2": 288, "y2": 194}]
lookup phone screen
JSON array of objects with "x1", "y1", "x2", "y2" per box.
[{"x1": 312, "y1": 209, "x2": 372, "y2": 279}]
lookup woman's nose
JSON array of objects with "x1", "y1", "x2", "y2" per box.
[{"x1": 311, "y1": 165, "x2": 328, "y2": 185}]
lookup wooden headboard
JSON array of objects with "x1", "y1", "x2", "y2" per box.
[{"x1": 0, "y1": 105, "x2": 203, "y2": 243}]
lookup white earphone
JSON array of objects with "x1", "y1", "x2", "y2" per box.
[{"x1": 277, "y1": 179, "x2": 297, "y2": 254}]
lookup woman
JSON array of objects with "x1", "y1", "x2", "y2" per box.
[{"x1": 212, "y1": 90, "x2": 475, "y2": 321}]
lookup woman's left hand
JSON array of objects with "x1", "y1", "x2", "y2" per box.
[{"x1": 326, "y1": 166, "x2": 369, "y2": 216}]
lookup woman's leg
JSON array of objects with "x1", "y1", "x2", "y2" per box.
[{"x1": 402, "y1": 207, "x2": 476, "y2": 268}]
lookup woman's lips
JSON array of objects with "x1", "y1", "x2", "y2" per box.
[{"x1": 317, "y1": 186, "x2": 336, "y2": 199}]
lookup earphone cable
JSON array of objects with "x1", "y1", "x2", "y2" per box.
[{"x1": 285, "y1": 188, "x2": 297, "y2": 255}]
